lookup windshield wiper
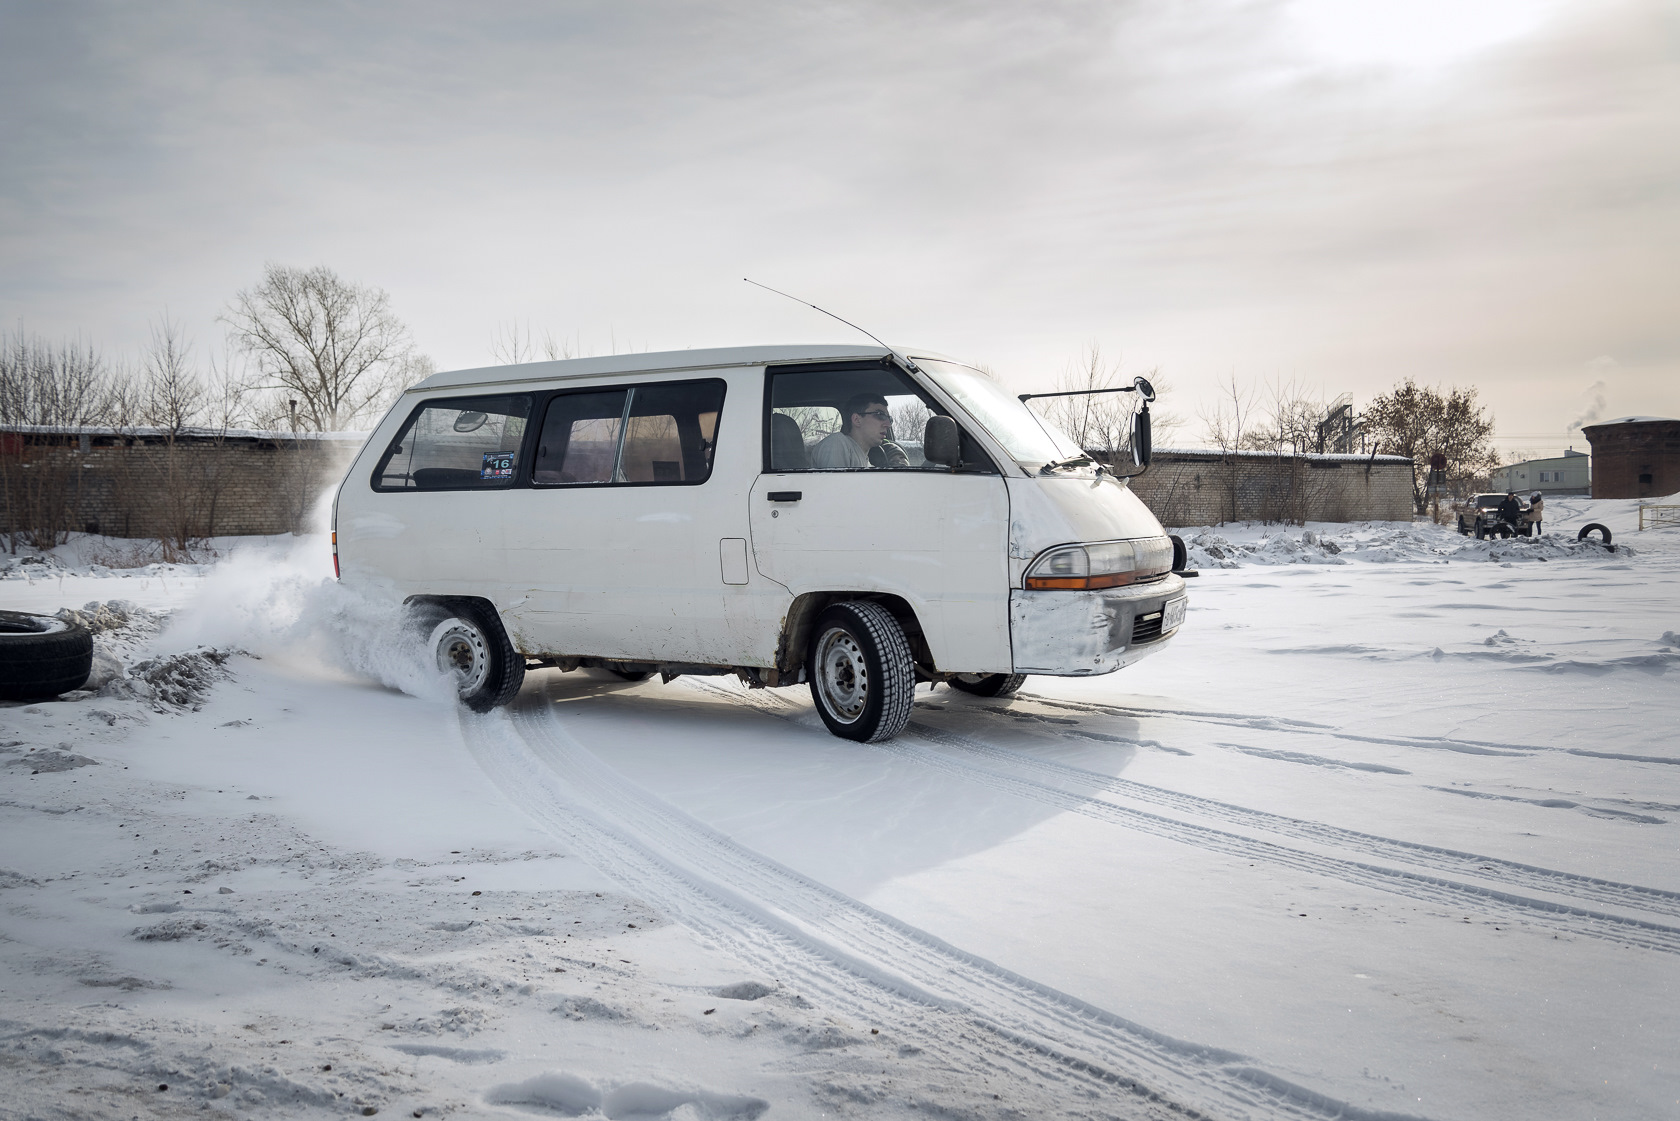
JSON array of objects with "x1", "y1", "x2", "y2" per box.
[{"x1": 1039, "y1": 454, "x2": 1094, "y2": 474}]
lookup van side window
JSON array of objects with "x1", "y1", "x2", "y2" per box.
[
  {"x1": 533, "y1": 379, "x2": 726, "y2": 487},
  {"x1": 767, "y1": 365, "x2": 995, "y2": 474},
  {"x1": 373, "y1": 395, "x2": 531, "y2": 491},
  {"x1": 533, "y1": 390, "x2": 626, "y2": 484}
]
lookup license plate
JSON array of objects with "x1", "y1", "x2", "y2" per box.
[{"x1": 1163, "y1": 596, "x2": 1187, "y2": 633}]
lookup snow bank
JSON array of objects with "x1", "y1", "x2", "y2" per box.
[{"x1": 1177, "y1": 519, "x2": 1637, "y2": 569}]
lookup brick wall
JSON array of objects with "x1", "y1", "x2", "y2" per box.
[
  {"x1": 1, "y1": 431, "x2": 367, "y2": 541},
  {"x1": 1125, "y1": 450, "x2": 1416, "y2": 527},
  {"x1": 1580, "y1": 420, "x2": 1680, "y2": 499}
]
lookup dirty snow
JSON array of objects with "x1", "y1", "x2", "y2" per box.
[{"x1": 1, "y1": 491, "x2": 1676, "y2": 1120}]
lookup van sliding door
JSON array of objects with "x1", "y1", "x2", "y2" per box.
[{"x1": 501, "y1": 376, "x2": 750, "y2": 664}]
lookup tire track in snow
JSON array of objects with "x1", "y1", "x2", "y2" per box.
[
  {"x1": 683, "y1": 681, "x2": 1680, "y2": 952},
  {"x1": 907, "y1": 710, "x2": 1680, "y2": 922},
  {"x1": 1025, "y1": 693, "x2": 1680, "y2": 767},
  {"x1": 464, "y1": 682, "x2": 1437, "y2": 1121}
]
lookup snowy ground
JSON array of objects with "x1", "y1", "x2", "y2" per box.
[{"x1": 1, "y1": 492, "x2": 1676, "y2": 1121}]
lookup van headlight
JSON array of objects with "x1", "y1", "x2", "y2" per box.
[{"x1": 1024, "y1": 537, "x2": 1173, "y2": 590}]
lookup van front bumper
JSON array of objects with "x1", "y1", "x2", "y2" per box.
[{"x1": 1009, "y1": 574, "x2": 1188, "y2": 676}]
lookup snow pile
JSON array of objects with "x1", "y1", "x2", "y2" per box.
[
  {"x1": 1, "y1": 537, "x2": 221, "y2": 581},
  {"x1": 1179, "y1": 520, "x2": 1633, "y2": 569}
]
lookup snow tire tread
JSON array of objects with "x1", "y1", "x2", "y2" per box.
[
  {"x1": 450, "y1": 600, "x2": 526, "y2": 713},
  {"x1": 808, "y1": 600, "x2": 915, "y2": 743}
]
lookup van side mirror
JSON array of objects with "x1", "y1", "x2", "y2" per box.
[
  {"x1": 1132, "y1": 403, "x2": 1152, "y2": 467},
  {"x1": 923, "y1": 415, "x2": 961, "y2": 468}
]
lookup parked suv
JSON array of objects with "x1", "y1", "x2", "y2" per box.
[
  {"x1": 332, "y1": 345, "x2": 1190, "y2": 742},
  {"x1": 1455, "y1": 493, "x2": 1531, "y2": 538}
]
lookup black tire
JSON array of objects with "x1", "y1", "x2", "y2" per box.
[
  {"x1": 608, "y1": 668, "x2": 653, "y2": 682},
  {"x1": 1169, "y1": 534, "x2": 1188, "y2": 572},
  {"x1": 0, "y1": 611, "x2": 94, "y2": 700},
  {"x1": 428, "y1": 601, "x2": 524, "y2": 713},
  {"x1": 806, "y1": 601, "x2": 915, "y2": 743},
  {"x1": 1457, "y1": 517, "x2": 1468, "y2": 535},
  {"x1": 1473, "y1": 523, "x2": 1486, "y2": 540},
  {"x1": 948, "y1": 673, "x2": 1028, "y2": 698},
  {"x1": 1578, "y1": 523, "x2": 1613, "y2": 546}
]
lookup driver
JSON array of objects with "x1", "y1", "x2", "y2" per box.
[{"x1": 810, "y1": 393, "x2": 908, "y2": 469}]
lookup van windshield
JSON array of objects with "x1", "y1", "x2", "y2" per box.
[{"x1": 914, "y1": 359, "x2": 1085, "y2": 470}]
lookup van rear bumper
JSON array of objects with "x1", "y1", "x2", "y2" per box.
[{"x1": 1009, "y1": 574, "x2": 1187, "y2": 676}]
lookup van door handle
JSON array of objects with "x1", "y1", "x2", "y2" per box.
[{"x1": 767, "y1": 491, "x2": 802, "y2": 502}]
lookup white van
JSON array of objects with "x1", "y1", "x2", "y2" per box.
[{"x1": 332, "y1": 345, "x2": 1191, "y2": 742}]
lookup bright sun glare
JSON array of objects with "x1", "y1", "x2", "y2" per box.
[{"x1": 1288, "y1": 0, "x2": 1567, "y2": 68}]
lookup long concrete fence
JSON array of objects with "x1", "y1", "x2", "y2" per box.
[
  {"x1": 1123, "y1": 448, "x2": 1416, "y2": 526},
  {"x1": 2, "y1": 427, "x2": 1415, "y2": 548},
  {"x1": 1, "y1": 426, "x2": 367, "y2": 544}
]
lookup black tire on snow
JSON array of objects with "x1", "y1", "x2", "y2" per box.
[
  {"x1": 428, "y1": 600, "x2": 525, "y2": 713},
  {"x1": 1169, "y1": 534, "x2": 1188, "y2": 572},
  {"x1": 1577, "y1": 523, "x2": 1613, "y2": 546},
  {"x1": 806, "y1": 601, "x2": 915, "y2": 743},
  {"x1": 0, "y1": 611, "x2": 94, "y2": 700},
  {"x1": 1474, "y1": 523, "x2": 1487, "y2": 540},
  {"x1": 948, "y1": 673, "x2": 1028, "y2": 698},
  {"x1": 1457, "y1": 518, "x2": 1469, "y2": 535}
]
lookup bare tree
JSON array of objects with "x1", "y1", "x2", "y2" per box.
[
  {"x1": 1031, "y1": 344, "x2": 1180, "y2": 460},
  {"x1": 1196, "y1": 374, "x2": 1257, "y2": 525},
  {"x1": 490, "y1": 321, "x2": 536, "y2": 365},
  {"x1": 1363, "y1": 379, "x2": 1497, "y2": 513},
  {"x1": 0, "y1": 331, "x2": 120, "y2": 550},
  {"x1": 222, "y1": 264, "x2": 421, "y2": 431},
  {"x1": 141, "y1": 315, "x2": 206, "y2": 434},
  {"x1": 1240, "y1": 377, "x2": 1322, "y2": 456},
  {"x1": 540, "y1": 330, "x2": 575, "y2": 361}
]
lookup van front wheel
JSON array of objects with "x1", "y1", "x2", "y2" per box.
[
  {"x1": 429, "y1": 603, "x2": 525, "y2": 713},
  {"x1": 949, "y1": 673, "x2": 1027, "y2": 698},
  {"x1": 807, "y1": 602, "x2": 915, "y2": 743}
]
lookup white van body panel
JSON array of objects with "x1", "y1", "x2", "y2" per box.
[
  {"x1": 498, "y1": 366, "x2": 782, "y2": 666},
  {"x1": 337, "y1": 402, "x2": 513, "y2": 598},
  {"x1": 748, "y1": 471, "x2": 1013, "y2": 674},
  {"x1": 1005, "y1": 474, "x2": 1166, "y2": 581}
]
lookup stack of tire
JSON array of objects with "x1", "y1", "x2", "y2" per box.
[{"x1": 0, "y1": 611, "x2": 94, "y2": 701}]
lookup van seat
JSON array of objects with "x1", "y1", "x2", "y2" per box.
[{"x1": 770, "y1": 413, "x2": 809, "y2": 471}]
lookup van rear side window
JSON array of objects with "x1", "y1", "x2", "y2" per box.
[
  {"x1": 373, "y1": 395, "x2": 532, "y2": 491},
  {"x1": 533, "y1": 379, "x2": 725, "y2": 487}
]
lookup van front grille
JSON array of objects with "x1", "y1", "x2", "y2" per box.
[{"x1": 1132, "y1": 610, "x2": 1164, "y2": 645}]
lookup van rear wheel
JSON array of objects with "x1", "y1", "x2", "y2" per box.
[
  {"x1": 948, "y1": 673, "x2": 1027, "y2": 698},
  {"x1": 428, "y1": 602, "x2": 524, "y2": 713},
  {"x1": 807, "y1": 601, "x2": 915, "y2": 743}
]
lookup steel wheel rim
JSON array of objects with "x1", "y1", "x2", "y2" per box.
[
  {"x1": 433, "y1": 619, "x2": 491, "y2": 697},
  {"x1": 954, "y1": 672, "x2": 989, "y2": 684},
  {"x1": 814, "y1": 625, "x2": 869, "y2": 723}
]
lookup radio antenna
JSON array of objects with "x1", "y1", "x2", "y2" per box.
[{"x1": 743, "y1": 278, "x2": 919, "y2": 373}]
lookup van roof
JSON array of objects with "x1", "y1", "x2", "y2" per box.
[{"x1": 411, "y1": 343, "x2": 932, "y2": 393}]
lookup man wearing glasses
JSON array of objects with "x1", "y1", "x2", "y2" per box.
[{"x1": 810, "y1": 393, "x2": 909, "y2": 469}]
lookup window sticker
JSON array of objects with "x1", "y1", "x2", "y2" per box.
[{"x1": 481, "y1": 452, "x2": 516, "y2": 480}]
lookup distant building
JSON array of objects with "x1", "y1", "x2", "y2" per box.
[
  {"x1": 1579, "y1": 417, "x2": 1680, "y2": 499},
  {"x1": 1489, "y1": 449, "x2": 1590, "y2": 496}
]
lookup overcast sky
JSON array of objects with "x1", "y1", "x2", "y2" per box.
[{"x1": 2, "y1": 0, "x2": 1675, "y2": 454}]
